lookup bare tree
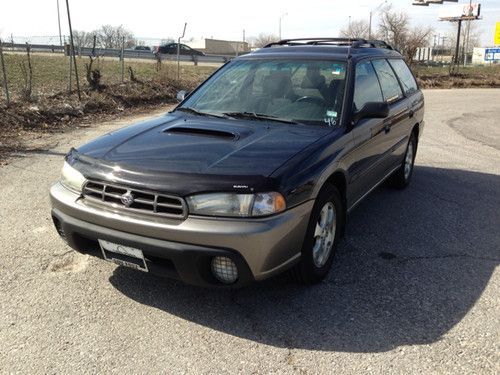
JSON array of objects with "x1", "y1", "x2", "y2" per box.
[
  {"x1": 85, "y1": 36, "x2": 103, "y2": 90},
  {"x1": 19, "y1": 44, "x2": 34, "y2": 101},
  {"x1": 378, "y1": 7, "x2": 410, "y2": 51},
  {"x1": 95, "y1": 25, "x2": 135, "y2": 49},
  {"x1": 377, "y1": 6, "x2": 432, "y2": 63},
  {"x1": 72, "y1": 30, "x2": 94, "y2": 48},
  {"x1": 251, "y1": 33, "x2": 280, "y2": 48},
  {"x1": 404, "y1": 27, "x2": 434, "y2": 64},
  {"x1": 339, "y1": 19, "x2": 370, "y2": 39}
]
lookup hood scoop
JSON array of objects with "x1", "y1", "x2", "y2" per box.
[{"x1": 164, "y1": 126, "x2": 237, "y2": 140}]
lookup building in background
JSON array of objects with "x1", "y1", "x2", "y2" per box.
[
  {"x1": 472, "y1": 47, "x2": 500, "y2": 64},
  {"x1": 185, "y1": 38, "x2": 250, "y2": 55}
]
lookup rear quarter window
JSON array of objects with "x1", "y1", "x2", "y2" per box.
[{"x1": 388, "y1": 59, "x2": 418, "y2": 95}]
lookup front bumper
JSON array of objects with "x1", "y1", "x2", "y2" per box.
[{"x1": 50, "y1": 182, "x2": 313, "y2": 287}]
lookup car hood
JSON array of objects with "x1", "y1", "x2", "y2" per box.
[{"x1": 77, "y1": 113, "x2": 331, "y2": 177}]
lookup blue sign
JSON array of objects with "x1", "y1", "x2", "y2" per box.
[{"x1": 484, "y1": 48, "x2": 500, "y2": 61}]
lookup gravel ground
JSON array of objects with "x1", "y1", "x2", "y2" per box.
[{"x1": 0, "y1": 89, "x2": 499, "y2": 374}]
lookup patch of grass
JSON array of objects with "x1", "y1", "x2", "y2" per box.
[
  {"x1": 412, "y1": 64, "x2": 500, "y2": 89},
  {"x1": 1, "y1": 52, "x2": 216, "y2": 99}
]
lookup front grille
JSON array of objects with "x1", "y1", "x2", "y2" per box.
[{"x1": 82, "y1": 180, "x2": 187, "y2": 219}]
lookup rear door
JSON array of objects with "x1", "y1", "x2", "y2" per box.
[
  {"x1": 371, "y1": 58, "x2": 407, "y2": 173},
  {"x1": 387, "y1": 58, "x2": 424, "y2": 167}
]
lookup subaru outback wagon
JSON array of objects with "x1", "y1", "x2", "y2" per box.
[{"x1": 50, "y1": 38, "x2": 424, "y2": 287}]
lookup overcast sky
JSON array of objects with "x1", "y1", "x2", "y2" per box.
[{"x1": 1, "y1": 0, "x2": 499, "y2": 46}]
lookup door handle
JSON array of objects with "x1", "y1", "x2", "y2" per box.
[
  {"x1": 384, "y1": 122, "x2": 391, "y2": 133},
  {"x1": 409, "y1": 109, "x2": 414, "y2": 118}
]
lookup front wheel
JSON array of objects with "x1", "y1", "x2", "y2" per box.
[{"x1": 290, "y1": 185, "x2": 344, "y2": 284}]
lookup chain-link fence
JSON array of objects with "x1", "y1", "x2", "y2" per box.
[{"x1": 0, "y1": 37, "x2": 220, "y2": 106}]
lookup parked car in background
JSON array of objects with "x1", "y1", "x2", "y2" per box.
[
  {"x1": 50, "y1": 38, "x2": 424, "y2": 287},
  {"x1": 154, "y1": 43, "x2": 205, "y2": 56},
  {"x1": 134, "y1": 45, "x2": 151, "y2": 51}
]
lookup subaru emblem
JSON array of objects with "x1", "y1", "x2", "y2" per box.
[{"x1": 120, "y1": 192, "x2": 134, "y2": 206}]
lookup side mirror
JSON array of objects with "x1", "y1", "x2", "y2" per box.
[
  {"x1": 352, "y1": 102, "x2": 389, "y2": 124},
  {"x1": 176, "y1": 90, "x2": 188, "y2": 102}
]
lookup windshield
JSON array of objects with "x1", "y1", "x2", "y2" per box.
[{"x1": 179, "y1": 59, "x2": 347, "y2": 126}]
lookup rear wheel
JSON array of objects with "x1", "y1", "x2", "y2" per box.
[
  {"x1": 389, "y1": 132, "x2": 417, "y2": 189},
  {"x1": 291, "y1": 185, "x2": 344, "y2": 284}
]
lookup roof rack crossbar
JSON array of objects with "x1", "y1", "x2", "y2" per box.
[{"x1": 263, "y1": 38, "x2": 394, "y2": 50}]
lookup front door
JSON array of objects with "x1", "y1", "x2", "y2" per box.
[{"x1": 347, "y1": 59, "x2": 393, "y2": 206}]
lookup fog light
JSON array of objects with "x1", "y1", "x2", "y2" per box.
[{"x1": 211, "y1": 256, "x2": 238, "y2": 284}]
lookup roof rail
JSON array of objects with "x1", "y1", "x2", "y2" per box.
[{"x1": 263, "y1": 38, "x2": 394, "y2": 50}]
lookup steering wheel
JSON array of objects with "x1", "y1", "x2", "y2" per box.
[{"x1": 294, "y1": 96, "x2": 327, "y2": 106}]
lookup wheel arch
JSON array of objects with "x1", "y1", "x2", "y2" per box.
[{"x1": 318, "y1": 170, "x2": 347, "y2": 236}]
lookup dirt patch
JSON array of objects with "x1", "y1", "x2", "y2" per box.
[{"x1": 45, "y1": 251, "x2": 89, "y2": 273}]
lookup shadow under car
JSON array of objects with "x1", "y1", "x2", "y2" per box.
[{"x1": 109, "y1": 166, "x2": 499, "y2": 352}]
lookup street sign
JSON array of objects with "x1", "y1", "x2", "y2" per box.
[
  {"x1": 495, "y1": 22, "x2": 500, "y2": 45},
  {"x1": 484, "y1": 48, "x2": 500, "y2": 61}
]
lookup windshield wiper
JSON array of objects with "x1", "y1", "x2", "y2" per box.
[
  {"x1": 223, "y1": 111, "x2": 299, "y2": 125},
  {"x1": 176, "y1": 107, "x2": 226, "y2": 119}
]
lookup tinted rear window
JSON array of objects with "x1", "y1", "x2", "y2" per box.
[
  {"x1": 372, "y1": 59, "x2": 403, "y2": 103},
  {"x1": 388, "y1": 59, "x2": 418, "y2": 95}
]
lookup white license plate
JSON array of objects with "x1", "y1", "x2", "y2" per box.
[{"x1": 98, "y1": 240, "x2": 148, "y2": 272}]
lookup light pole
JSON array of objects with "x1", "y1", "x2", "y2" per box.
[
  {"x1": 65, "y1": 0, "x2": 81, "y2": 100},
  {"x1": 56, "y1": 0, "x2": 63, "y2": 46},
  {"x1": 368, "y1": 1, "x2": 387, "y2": 39},
  {"x1": 279, "y1": 13, "x2": 288, "y2": 40},
  {"x1": 177, "y1": 22, "x2": 187, "y2": 79}
]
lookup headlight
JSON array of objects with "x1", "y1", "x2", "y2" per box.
[
  {"x1": 186, "y1": 192, "x2": 286, "y2": 217},
  {"x1": 60, "y1": 161, "x2": 86, "y2": 193}
]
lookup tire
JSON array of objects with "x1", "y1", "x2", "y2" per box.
[
  {"x1": 290, "y1": 184, "x2": 344, "y2": 284},
  {"x1": 389, "y1": 131, "x2": 417, "y2": 189}
]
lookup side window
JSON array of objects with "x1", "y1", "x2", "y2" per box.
[
  {"x1": 353, "y1": 61, "x2": 383, "y2": 111},
  {"x1": 372, "y1": 59, "x2": 403, "y2": 103},
  {"x1": 388, "y1": 59, "x2": 418, "y2": 95}
]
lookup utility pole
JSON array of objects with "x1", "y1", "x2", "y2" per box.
[
  {"x1": 453, "y1": 19, "x2": 463, "y2": 66},
  {"x1": 177, "y1": 22, "x2": 187, "y2": 79},
  {"x1": 56, "y1": 0, "x2": 63, "y2": 46},
  {"x1": 65, "y1": 0, "x2": 81, "y2": 100},
  {"x1": 368, "y1": 1, "x2": 387, "y2": 40}
]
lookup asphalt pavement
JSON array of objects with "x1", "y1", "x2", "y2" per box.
[{"x1": 0, "y1": 89, "x2": 499, "y2": 374}]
